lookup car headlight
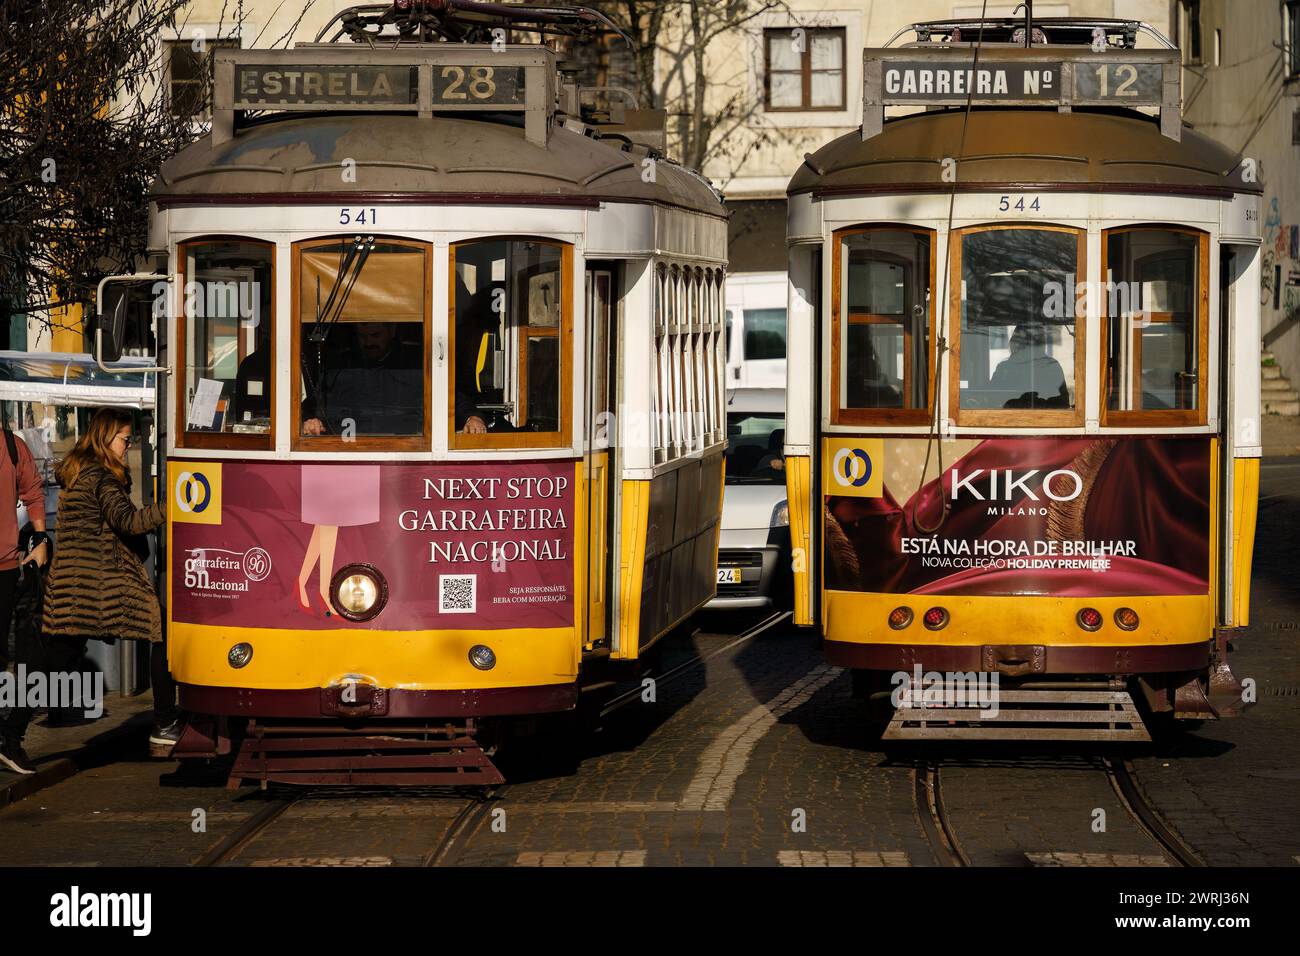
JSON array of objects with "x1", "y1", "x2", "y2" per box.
[
  {"x1": 770, "y1": 499, "x2": 789, "y2": 528},
  {"x1": 329, "y1": 563, "x2": 388, "y2": 622}
]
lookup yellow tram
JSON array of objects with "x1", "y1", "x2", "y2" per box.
[
  {"x1": 105, "y1": 6, "x2": 728, "y2": 782},
  {"x1": 784, "y1": 18, "x2": 1262, "y2": 739}
]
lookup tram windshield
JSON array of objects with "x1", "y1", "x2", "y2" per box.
[
  {"x1": 452, "y1": 239, "x2": 565, "y2": 442},
  {"x1": 957, "y1": 228, "x2": 1081, "y2": 414},
  {"x1": 297, "y1": 239, "x2": 427, "y2": 439}
]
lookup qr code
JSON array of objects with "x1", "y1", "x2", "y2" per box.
[{"x1": 439, "y1": 574, "x2": 477, "y2": 614}]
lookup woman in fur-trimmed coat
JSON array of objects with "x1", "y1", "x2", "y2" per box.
[{"x1": 42, "y1": 408, "x2": 181, "y2": 749}]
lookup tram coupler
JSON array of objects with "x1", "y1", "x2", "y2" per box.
[
  {"x1": 168, "y1": 715, "x2": 234, "y2": 760},
  {"x1": 1207, "y1": 627, "x2": 1251, "y2": 718}
]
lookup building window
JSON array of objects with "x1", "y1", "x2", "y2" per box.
[
  {"x1": 168, "y1": 38, "x2": 239, "y2": 118},
  {"x1": 1176, "y1": 1, "x2": 1202, "y2": 65},
  {"x1": 1287, "y1": 2, "x2": 1300, "y2": 77},
  {"x1": 764, "y1": 27, "x2": 846, "y2": 111},
  {"x1": 1102, "y1": 228, "x2": 1208, "y2": 425}
]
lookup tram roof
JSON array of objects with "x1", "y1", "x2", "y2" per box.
[
  {"x1": 788, "y1": 107, "x2": 1258, "y2": 200},
  {"x1": 150, "y1": 112, "x2": 725, "y2": 219}
]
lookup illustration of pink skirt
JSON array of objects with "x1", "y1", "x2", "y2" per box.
[{"x1": 301, "y1": 465, "x2": 381, "y2": 527}]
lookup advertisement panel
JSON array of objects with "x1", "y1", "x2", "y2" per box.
[
  {"x1": 171, "y1": 460, "x2": 576, "y2": 629},
  {"x1": 823, "y1": 437, "x2": 1209, "y2": 597}
]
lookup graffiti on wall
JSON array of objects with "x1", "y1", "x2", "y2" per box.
[{"x1": 1263, "y1": 196, "x2": 1300, "y2": 320}]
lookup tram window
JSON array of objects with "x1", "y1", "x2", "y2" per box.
[
  {"x1": 653, "y1": 263, "x2": 727, "y2": 463},
  {"x1": 833, "y1": 228, "x2": 933, "y2": 423},
  {"x1": 180, "y1": 240, "x2": 274, "y2": 446},
  {"x1": 1103, "y1": 229, "x2": 1206, "y2": 422},
  {"x1": 450, "y1": 239, "x2": 570, "y2": 448},
  {"x1": 954, "y1": 227, "x2": 1083, "y2": 423},
  {"x1": 743, "y1": 309, "x2": 787, "y2": 361},
  {"x1": 296, "y1": 238, "x2": 428, "y2": 441}
]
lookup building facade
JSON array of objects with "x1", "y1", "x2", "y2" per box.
[{"x1": 1175, "y1": 1, "x2": 1300, "y2": 410}]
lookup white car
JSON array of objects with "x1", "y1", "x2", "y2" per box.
[
  {"x1": 724, "y1": 272, "x2": 786, "y2": 391},
  {"x1": 709, "y1": 387, "x2": 790, "y2": 610}
]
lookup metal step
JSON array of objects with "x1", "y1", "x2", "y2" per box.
[
  {"x1": 227, "y1": 719, "x2": 505, "y2": 787},
  {"x1": 883, "y1": 684, "x2": 1151, "y2": 741}
]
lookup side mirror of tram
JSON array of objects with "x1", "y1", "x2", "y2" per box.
[
  {"x1": 94, "y1": 273, "x2": 170, "y2": 374},
  {"x1": 99, "y1": 288, "x2": 128, "y2": 364}
]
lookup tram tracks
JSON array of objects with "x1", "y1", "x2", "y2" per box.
[
  {"x1": 599, "y1": 610, "x2": 792, "y2": 720},
  {"x1": 912, "y1": 753, "x2": 1202, "y2": 868},
  {"x1": 195, "y1": 611, "x2": 791, "y2": 867}
]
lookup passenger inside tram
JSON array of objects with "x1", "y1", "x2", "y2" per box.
[
  {"x1": 984, "y1": 323, "x2": 1070, "y2": 409},
  {"x1": 451, "y1": 239, "x2": 564, "y2": 438}
]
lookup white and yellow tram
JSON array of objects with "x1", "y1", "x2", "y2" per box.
[
  {"x1": 785, "y1": 18, "x2": 1262, "y2": 738},
  {"x1": 106, "y1": 7, "x2": 729, "y2": 782}
]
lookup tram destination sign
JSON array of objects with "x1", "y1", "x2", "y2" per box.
[
  {"x1": 862, "y1": 47, "x2": 1180, "y2": 140},
  {"x1": 234, "y1": 65, "x2": 418, "y2": 106},
  {"x1": 233, "y1": 63, "x2": 526, "y2": 108},
  {"x1": 214, "y1": 47, "x2": 553, "y2": 146},
  {"x1": 881, "y1": 61, "x2": 1064, "y2": 101}
]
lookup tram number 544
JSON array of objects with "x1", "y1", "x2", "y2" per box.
[{"x1": 998, "y1": 195, "x2": 1042, "y2": 213}]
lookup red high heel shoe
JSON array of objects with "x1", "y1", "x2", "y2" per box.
[{"x1": 297, "y1": 589, "x2": 320, "y2": 618}]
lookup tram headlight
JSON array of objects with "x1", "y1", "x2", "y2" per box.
[
  {"x1": 228, "y1": 643, "x2": 253, "y2": 668},
  {"x1": 1114, "y1": 607, "x2": 1140, "y2": 631},
  {"x1": 888, "y1": 606, "x2": 914, "y2": 630},
  {"x1": 1076, "y1": 607, "x2": 1104, "y2": 632},
  {"x1": 770, "y1": 500, "x2": 789, "y2": 528},
  {"x1": 469, "y1": 644, "x2": 497, "y2": 670},
  {"x1": 922, "y1": 607, "x2": 949, "y2": 631},
  {"x1": 329, "y1": 563, "x2": 388, "y2": 622}
]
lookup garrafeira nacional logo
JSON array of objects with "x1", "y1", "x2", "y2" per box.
[
  {"x1": 823, "y1": 438, "x2": 884, "y2": 498},
  {"x1": 171, "y1": 463, "x2": 222, "y2": 524}
]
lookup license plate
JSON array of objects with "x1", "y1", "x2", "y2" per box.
[{"x1": 717, "y1": 567, "x2": 742, "y2": 585}]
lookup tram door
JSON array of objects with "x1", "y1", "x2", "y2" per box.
[{"x1": 584, "y1": 265, "x2": 617, "y2": 647}]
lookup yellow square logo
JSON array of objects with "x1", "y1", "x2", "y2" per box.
[
  {"x1": 171, "y1": 462, "x2": 222, "y2": 524},
  {"x1": 823, "y1": 438, "x2": 884, "y2": 498}
]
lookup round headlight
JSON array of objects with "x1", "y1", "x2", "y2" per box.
[
  {"x1": 329, "y1": 564, "x2": 388, "y2": 622},
  {"x1": 228, "y1": 643, "x2": 253, "y2": 668},
  {"x1": 469, "y1": 644, "x2": 497, "y2": 670}
]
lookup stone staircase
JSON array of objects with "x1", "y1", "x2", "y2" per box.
[{"x1": 1262, "y1": 351, "x2": 1300, "y2": 416}]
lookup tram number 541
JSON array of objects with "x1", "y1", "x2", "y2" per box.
[
  {"x1": 998, "y1": 195, "x2": 1041, "y2": 213},
  {"x1": 339, "y1": 208, "x2": 377, "y2": 225}
]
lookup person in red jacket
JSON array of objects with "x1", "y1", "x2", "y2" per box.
[{"x1": 0, "y1": 429, "x2": 51, "y2": 775}]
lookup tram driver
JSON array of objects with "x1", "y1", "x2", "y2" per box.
[{"x1": 299, "y1": 319, "x2": 488, "y2": 434}]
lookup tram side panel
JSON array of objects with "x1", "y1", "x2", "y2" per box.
[{"x1": 617, "y1": 450, "x2": 725, "y2": 657}]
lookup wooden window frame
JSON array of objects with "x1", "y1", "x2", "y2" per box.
[
  {"x1": 831, "y1": 225, "x2": 936, "y2": 427},
  {"x1": 291, "y1": 236, "x2": 433, "y2": 453},
  {"x1": 1100, "y1": 226, "x2": 1209, "y2": 428},
  {"x1": 763, "y1": 26, "x2": 847, "y2": 112},
  {"x1": 176, "y1": 236, "x2": 275, "y2": 452},
  {"x1": 949, "y1": 224, "x2": 1087, "y2": 429},
  {"x1": 448, "y1": 238, "x2": 573, "y2": 451}
]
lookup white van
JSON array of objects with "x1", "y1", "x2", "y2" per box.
[{"x1": 724, "y1": 272, "x2": 786, "y2": 391}]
